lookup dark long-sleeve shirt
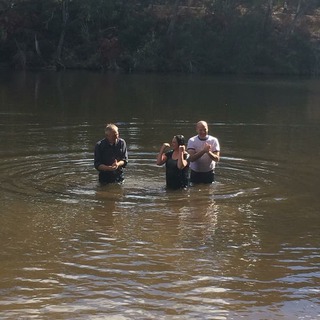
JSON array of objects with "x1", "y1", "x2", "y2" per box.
[{"x1": 94, "y1": 138, "x2": 128, "y2": 183}]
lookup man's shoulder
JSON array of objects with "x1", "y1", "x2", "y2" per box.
[
  {"x1": 96, "y1": 139, "x2": 105, "y2": 147},
  {"x1": 208, "y1": 135, "x2": 219, "y2": 142},
  {"x1": 117, "y1": 138, "x2": 126, "y2": 145},
  {"x1": 187, "y1": 135, "x2": 198, "y2": 150},
  {"x1": 208, "y1": 135, "x2": 220, "y2": 151},
  {"x1": 187, "y1": 135, "x2": 198, "y2": 143}
]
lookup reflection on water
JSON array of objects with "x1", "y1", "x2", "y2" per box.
[{"x1": 0, "y1": 72, "x2": 319, "y2": 319}]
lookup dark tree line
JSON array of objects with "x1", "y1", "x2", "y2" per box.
[{"x1": 0, "y1": 0, "x2": 319, "y2": 75}]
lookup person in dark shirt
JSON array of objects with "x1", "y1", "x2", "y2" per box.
[
  {"x1": 156, "y1": 135, "x2": 189, "y2": 190},
  {"x1": 94, "y1": 123, "x2": 128, "y2": 184}
]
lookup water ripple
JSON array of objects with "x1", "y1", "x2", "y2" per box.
[{"x1": 0, "y1": 147, "x2": 306, "y2": 210}]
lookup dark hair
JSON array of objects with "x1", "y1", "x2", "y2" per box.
[{"x1": 174, "y1": 135, "x2": 185, "y2": 146}]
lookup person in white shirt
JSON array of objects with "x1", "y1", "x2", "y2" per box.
[{"x1": 187, "y1": 120, "x2": 220, "y2": 184}]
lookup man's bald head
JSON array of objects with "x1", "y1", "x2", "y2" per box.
[{"x1": 196, "y1": 121, "x2": 208, "y2": 138}]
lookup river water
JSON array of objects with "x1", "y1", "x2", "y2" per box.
[{"x1": 0, "y1": 71, "x2": 319, "y2": 319}]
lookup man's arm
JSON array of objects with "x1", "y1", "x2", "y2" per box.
[
  {"x1": 188, "y1": 146, "x2": 220, "y2": 163},
  {"x1": 207, "y1": 150, "x2": 220, "y2": 162},
  {"x1": 94, "y1": 142, "x2": 103, "y2": 170},
  {"x1": 187, "y1": 143, "x2": 211, "y2": 162},
  {"x1": 119, "y1": 139, "x2": 128, "y2": 168}
]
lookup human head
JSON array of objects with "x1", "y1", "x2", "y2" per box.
[
  {"x1": 105, "y1": 123, "x2": 119, "y2": 143},
  {"x1": 171, "y1": 135, "x2": 185, "y2": 149},
  {"x1": 196, "y1": 120, "x2": 208, "y2": 139},
  {"x1": 174, "y1": 135, "x2": 185, "y2": 146}
]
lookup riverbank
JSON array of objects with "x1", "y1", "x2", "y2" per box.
[{"x1": 1, "y1": 2, "x2": 319, "y2": 75}]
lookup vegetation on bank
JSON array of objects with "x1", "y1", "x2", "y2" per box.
[{"x1": 0, "y1": 0, "x2": 319, "y2": 75}]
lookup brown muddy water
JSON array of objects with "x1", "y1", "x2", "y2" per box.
[{"x1": 0, "y1": 71, "x2": 319, "y2": 319}]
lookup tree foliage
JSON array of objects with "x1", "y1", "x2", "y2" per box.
[{"x1": 0, "y1": 0, "x2": 319, "y2": 74}]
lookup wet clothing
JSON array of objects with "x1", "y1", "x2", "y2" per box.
[
  {"x1": 190, "y1": 170, "x2": 215, "y2": 184},
  {"x1": 94, "y1": 138, "x2": 128, "y2": 184},
  {"x1": 165, "y1": 150, "x2": 189, "y2": 189},
  {"x1": 187, "y1": 135, "x2": 220, "y2": 184}
]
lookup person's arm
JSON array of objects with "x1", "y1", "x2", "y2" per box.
[
  {"x1": 99, "y1": 158, "x2": 125, "y2": 172},
  {"x1": 188, "y1": 143, "x2": 220, "y2": 163},
  {"x1": 114, "y1": 160, "x2": 125, "y2": 168},
  {"x1": 94, "y1": 142, "x2": 110, "y2": 171},
  {"x1": 207, "y1": 139, "x2": 220, "y2": 162},
  {"x1": 187, "y1": 143, "x2": 210, "y2": 162},
  {"x1": 116, "y1": 139, "x2": 128, "y2": 168},
  {"x1": 207, "y1": 150, "x2": 220, "y2": 162},
  {"x1": 97, "y1": 163, "x2": 118, "y2": 171},
  {"x1": 157, "y1": 143, "x2": 170, "y2": 165},
  {"x1": 177, "y1": 145, "x2": 188, "y2": 169}
]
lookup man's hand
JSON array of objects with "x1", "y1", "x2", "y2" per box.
[
  {"x1": 111, "y1": 160, "x2": 119, "y2": 170},
  {"x1": 203, "y1": 143, "x2": 211, "y2": 153}
]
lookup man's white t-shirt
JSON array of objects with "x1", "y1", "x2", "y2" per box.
[{"x1": 187, "y1": 135, "x2": 220, "y2": 172}]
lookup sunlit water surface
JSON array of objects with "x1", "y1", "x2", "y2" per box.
[{"x1": 0, "y1": 72, "x2": 319, "y2": 319}]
